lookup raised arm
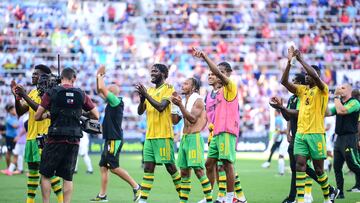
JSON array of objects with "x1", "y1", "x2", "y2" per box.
[
  {"x1": 192, "y1": 47, "x2": 230, "y2": 85},
  {"x1": 96, "y1": 65, "x2": 107, "y2": 100},
  {"x1": 295, "y1": 49, "x2": 326, "y2": 91},
  {"x1": 280, "y1": 46, "x2": 297, "y2": 94}
]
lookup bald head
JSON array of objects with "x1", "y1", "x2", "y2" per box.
[
  {"x1": 339, "y1": 83, "x2": 352, "y2": 99},
  {"x1": 108, "y1": 84, "x2": 120, "y2": 96}
]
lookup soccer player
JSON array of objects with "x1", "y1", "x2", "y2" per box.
[
  {"x1": 202, "y1": 71, "x2": 246, "y2": 203},
  {"x1": 193, "y1": 47, "x2": 243, "y2": 203},
  {"x1": 12, "y1": 64, "x2": 64, "y2": 203},
  {"x1": 91, "y1": 65, "x2": 140, "y2": 202},
  {"x1": 135, "y1": 64, "x2": 181, "y2": 203},
  {"x1": 280, "y1": 47, "x2": 332, "y2": 203},
  {"x1": 327, "y1": 84, "x2": 360, "y2": 198},
  {"x1": 171, "y1": 78, "x2": 212, "y2": 203}
]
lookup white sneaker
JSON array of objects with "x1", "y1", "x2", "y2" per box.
[
  {"x1": 197, "y1": 198, "x2": 207, "y2": 203},
  {"x1": 304, "y1": 194, "x2": 313, "y2": 203},
  {"x1": 261, "y1": 161, "x2": 270, "y2": 168},
  {"x1": 323, "y1": 200, "x2": 331, "y2": 203},
  {"x1": 347, "y1": 186, "x2": 360, "y2": 192}
]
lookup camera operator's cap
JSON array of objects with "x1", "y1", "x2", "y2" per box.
[{"x1": 5, "y1": 103, "x2": 14, "y2": 112}]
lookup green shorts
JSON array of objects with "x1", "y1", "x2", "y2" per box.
[
  {"x1": 143, "y1": 138, "x2": 175, "y2": 164},
  {"x1": 294, "y1": 133, "x2": 327, "y2": 160},
  {"x1": 25, "y1": 139, "x2": 41, "y2": 163},
  {"x1": 177, "y1": 133, "x2": 205, "y2": 169},
  {"x1": 208, "y1": 133, "x2": 236, "y2": 163}
]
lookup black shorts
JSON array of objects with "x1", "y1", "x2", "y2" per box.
[
  {"x1": 99, "y1": 139, "x2": 123, "y2": 169},
  {"x1": 40, "y1": 143, "x2": 79, "y2": 181},
  {"x1": 5, "y1": 137, "x2": 15, "y2": 152}
]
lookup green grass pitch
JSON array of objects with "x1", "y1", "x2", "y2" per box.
[{"x1": 0, "y1": 153, "x2": 358, "y2": 203}]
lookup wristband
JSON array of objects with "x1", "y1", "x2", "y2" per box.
[{"x1": 334, "y1": 95, "x2": 341, "y2": 99}]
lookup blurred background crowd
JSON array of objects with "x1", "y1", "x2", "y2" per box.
[{"x1": 0, "y1": 0, "x2": 359, "y2": 141}]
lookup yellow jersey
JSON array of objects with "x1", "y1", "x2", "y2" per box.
[
  {"x1": 295, "y1": 84, "x2": 329, "y2": 134},
  {"x1": 145, "y1": 83, "x2": 174, "y2": 139},
  {"x1": 25, "y1": 89, "x2": 50, "y2": 140},
  {"x1": 224, "y1": 80, "x2": 237, "y2": 101}
]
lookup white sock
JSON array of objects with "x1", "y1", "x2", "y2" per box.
[
  {"x1": 83, "y1": 154, "x2": 93, "y2": 172},
  {"x1": 139, "y1": 199, "x2": 147, "y2": 203},
  {"x1": 225, "y1": 192, "x2": 234, "y2": 203},
  {"x1": 278, "y1": 158, "x2": 285, "y2": 174},
  {"x1": 217, "y1": 196, "x2": 225, "y2": 202},
  {"x1": 134, "y1": 184, "x2": 140, "y2": 190},
  {"x1": 8, "y1": 163, "x2": 16, "y2": 172},
  {"x1": 324, "y1": 159, "x2": 329, "y2": 171},
  {"x1": 17, "y1": 155, "x2": 23, "y2": 171}
]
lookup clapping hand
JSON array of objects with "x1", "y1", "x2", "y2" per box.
[
  {"x1": 170, "y1": 92, "x2": 182, "y2": 106},
  {"x1": 15, "y1": 85, "x2": 26, "y2": 98},
  {"x1": 134, "y1": 83, "x2": 147, "y2": 102},
  {"x1": 269, "y1": 96, "x2": 283, "y2": 109},
  {"x1": 287, "y1": 46, "x2": 295, "y2": 61}
]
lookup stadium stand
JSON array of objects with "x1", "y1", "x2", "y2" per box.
[{"x1": 0, "y1": 0, "x2": 359, "y2": 141}]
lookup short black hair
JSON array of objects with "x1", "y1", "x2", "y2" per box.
[
  {"x1": 217, "y1": 62, "x2": 232, "y2": 73},
  {"x1": 5, "y1": 103, "x2": 14, "y2": 112},
  {"x1": 61, "y1": 68, "x2": 76, "y2": 80},
  {"x1": 153, "y1": 63, "x2": 168, "y2": 79},
  {"x1": 35, "y1": 64, "x2": 51, "y2": 74},
  {"x1": 190, "y1": 77, "x2": 200, "y2": 92},
  {"x1": 294, "y1": 73, "x2": 306, "y2": 85},
  {"x1": 311, "y1": 65, "x2": 321, "y2": 75}
]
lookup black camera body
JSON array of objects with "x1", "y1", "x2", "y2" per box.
[
  {"x1": 80, "y1": 116, "x2": 102, "y2": 134},
  {"x1": 36, "y1": 133, "x2": 48, "y2": 149}
]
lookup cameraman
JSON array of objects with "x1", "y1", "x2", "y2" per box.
[{"x1": 35, "y1": 68, "x2": 99, "y2": 203}]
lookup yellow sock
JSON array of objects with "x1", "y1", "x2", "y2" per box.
[{"x1": 51, "y1": 176, "x2": 64, "y2": 203}]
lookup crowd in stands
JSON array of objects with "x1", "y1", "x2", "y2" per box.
[{"x1": 0, "y1": 0, "x2": 359, "y2": 139}]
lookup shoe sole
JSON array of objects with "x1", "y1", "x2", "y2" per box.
[
  {"x1": 89, "y1": 200, "x2": 108, "y2": 202},
  {"x1": 133, "y1": 191, "x2": 141, "y2": 202}
]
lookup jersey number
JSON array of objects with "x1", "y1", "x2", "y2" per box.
[
  {"x1": 220, "y1": 143, "x2": 225, "y2": 152},
  {"x1": 305, "y1": 97, "x2": 310, "y2": 105},
  {"x1": 317, "y1": 142, "x2": 323, "y2": 151}
]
